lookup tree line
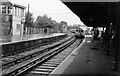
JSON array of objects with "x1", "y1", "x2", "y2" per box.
[{"x1": 24, "y1": 12, "x2": 68, "y2": 32}]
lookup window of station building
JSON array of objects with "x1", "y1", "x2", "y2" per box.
[
  {"x1": 14, "y1": 7, "x2": 17, "y2": 16},
  {"x1": 8, "y1": 6, "x2": 12, "y2": 14},
  {"x1": 2, "y1": 6, "x2": 7, "y2": 14},
  {"x1": 2, "y1": 5, "x2": 12, "y2": 14},
  {"x1": 19, "y1": 8, "x2": 21, "y2": 16},
  {"x1": 17, "y1": 8, "x2": 21, "y2": 16},
  {"x1": 17, "y1": 8, "x2": 19, "y2": 16},
  {"x1": 18, "y1": 8, "x2": 22, "y2": 16},
  {"x1": 18, "y1": 8, "x2": 20, "y2": 16},
  {"x1": 21, "y1": 9, "x2": 24, "y2": 16},
  {"x1": 19, "y1": 8, "x2": 24, "y2": 17},
  {"x1": 0, "y1": 6, "x2": 2, "y2": 13}
]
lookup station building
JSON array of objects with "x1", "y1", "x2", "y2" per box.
[{"x1": 0, "y1": 0, "x2": 26, "y2": 36}]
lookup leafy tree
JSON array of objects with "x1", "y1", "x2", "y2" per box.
[
  {"x1": 60, "y1": 21, "x2": 67, "y2": 25},
  {"x1": 35, "y1": 15, "x2": 69, "y2": 33},
  {"x1": 35, "y1": 15, "x2": 43, "y2": 27},
  {"x1": 35, "y1": 15, "x2": 53, "y2": 28},
  {"x1": 24, "y1": 12, "x2": 34, "y2": 27},
  {"x1": 58, "y1": 21, "x2": 68, "y2": 32}
]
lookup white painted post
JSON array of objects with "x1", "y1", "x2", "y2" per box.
[
  {"x1": 28, "y1": 27, "x2": 30, "y2": 34},
  {"x1": 47, "y1": 28, "x2": 49, "y2": 34},
  {"x1": 21, "y1": 23, "x2": 24, "y2": 36},
  {"x1": 25, "y1": 27, "x2": 28, "y2": 34}
]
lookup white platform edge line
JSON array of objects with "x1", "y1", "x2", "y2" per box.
[{"x1": 49, "y1": 38, "x2": 86, "y2": 75}]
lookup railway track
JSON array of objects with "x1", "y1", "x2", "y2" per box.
[
  {"x1": 2, "y1": 35, "x2": 83, "y2": 76},
  {"x1": 2, "y1": 35, "x2": 71, "y2": 70},
  {"x1": 21, "y1": 39, "x2": 82, "y2": 76}
]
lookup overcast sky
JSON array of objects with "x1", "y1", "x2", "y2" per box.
[{"x1": 9, "y1": 0, "x2": 84, "y2": 25}]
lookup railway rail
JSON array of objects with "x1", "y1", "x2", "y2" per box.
[
  {"x1": 21, "y1": 39, "x2": 82, "y2": 76},
  {"x1": 2, "y1": 34, "x2": 81, "y2": 76},
  {"x1": 2, "y1": 35, "x2": 73, "y2": 69}
]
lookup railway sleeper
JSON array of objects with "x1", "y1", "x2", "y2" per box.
[{"x1": 24, "y1": 38, "x2": 77, "y2": 76}]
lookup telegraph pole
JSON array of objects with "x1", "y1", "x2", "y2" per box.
[
  {"x1": 27, "y1": 4, "x2": 30, "y2": 34},
  {"x1": 28, "y1": 4, "x2": 29, "y2": 15}
]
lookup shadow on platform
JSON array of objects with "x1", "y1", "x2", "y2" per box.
[{"x1": 60, "y1": 35, "x2": 120, "y2": 75}]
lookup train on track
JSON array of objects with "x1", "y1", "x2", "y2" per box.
[{"x1": 70, "y1": 28, "x2": 85, "y2": 39}]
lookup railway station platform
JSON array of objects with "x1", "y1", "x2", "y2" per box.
[
  {"x1": 0, "y1": 33, "x2": 66, "y2": 45},
  {"x1": 51, "y1": 35, "x2": 120, "y2": 76},
  {"x1": 1, "y1": 33, "x2": 67, "y2": 57}
]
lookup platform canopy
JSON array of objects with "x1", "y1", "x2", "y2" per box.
[{"x1": 61, "y1": 0, "x2": 119, "y2": 27}]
